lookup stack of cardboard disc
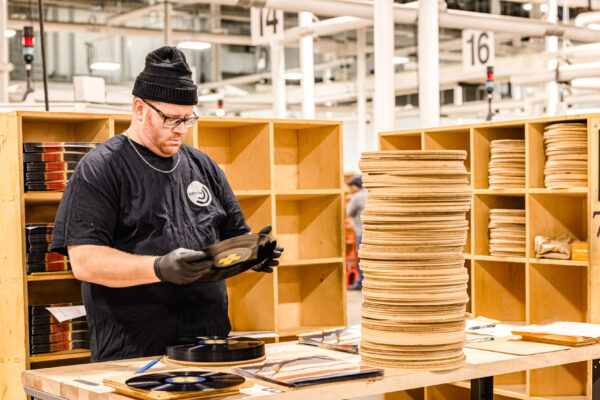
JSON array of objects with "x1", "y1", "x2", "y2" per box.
[
  {"x1": 358, "y1": 150, "x2": 472, "y2": 371},
  {"x1": 488, "y1": 209, "x2": 526, "y2": 257},
  {"x1": 543, "y1": 123, "x2": 587, "y2": 188},
  {"x1": 488, "y1": 139, "x2": 525, "y2": 189}
]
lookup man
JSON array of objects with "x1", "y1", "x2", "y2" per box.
[
  {"x1": 51, "y1": 46, "x2": 282, "y2": 362},
  {"x1": 346, "y1": 175, "x2": 366, "y2": 290}
]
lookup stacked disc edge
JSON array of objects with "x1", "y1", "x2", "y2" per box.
[
  {"x1": 488, "y1": 209, "x2": 526, "y2": 257},
  {"x1": 358, "y1": 150, "x2": 472, "y2": 371},
  {"x1": 543, "y1": 123, "x2": 587, "y2": 189},
  {"x1": 488, "y1": 139, "x2": 525, "y2": 189}
]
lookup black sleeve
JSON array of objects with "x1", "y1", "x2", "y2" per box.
[
  {"x1": 215, "y1": 167, "x2": 250, "y2": 240},
  {"x1": 51, "y1": 163, "x2": 119, "y2": 255}
]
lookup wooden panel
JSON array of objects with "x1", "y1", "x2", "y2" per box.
[
  {"x1": 426, "y1": 384, "x2": 470, "y2": 399},
  {"x1": 528, "y1": 194, "x2": 587, "y2": 257},
  {"x1": 472, "y1": 126, "x2": 525, "y2": 190},
  {"x1": 274, "y1": 128, "x2": 298, "y2": 190},
  {"x1": 526, "y1": 122, "x2": 546, "y2": 189},
  {"x1": 229, "y1": 124, "x2": 271, "y2": 190},
  {"x1": 298, "y1": 125, "x2": 341, "y2": 190},
  {"x1": 465, "y1": 259, "x2": 472, "y2": 314},
  {"x1": 529, "y1": 362, "x2": 587, "y2": 397},
  {"x1": 473, "y1": 260, "x2": 526, "y2": 322},
  {"x1": 473, "y1": 195, "x2": 525, "y2": 256},
  {"x1": 588, "y1": 119, "x2": 599, "y2": 324},
  {"x1": 529, "y1": 263, "x2": 587, "y2": 324},
  {"x1": 227, "y1": 272, "x2": 275, "y2": 331},
  {"x1": 384, "y1": 388, "x2": 424, "y2": 400},
  {"x1": 379, "y1": 133, "x2": 422, "y2": 150},
  {"x1": 25, "y1": 203, "x2": 59, "y2": 224},
  {"x1": 0, "y1": 112, "x2": 28, "y2": 400},
  {"x1": 277, "y1": 263, "x2": 345, "y2": 331},
  {"x1": 196, "y1": 126, "x2": 231, "y2": 175}
]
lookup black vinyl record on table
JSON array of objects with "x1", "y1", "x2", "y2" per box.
[
  {"x1": 166, "y1": 336, "x2": 265, "y2": 363},
  {"x1": 125, "y1": 371, "x2": 245, "y2": 392}
]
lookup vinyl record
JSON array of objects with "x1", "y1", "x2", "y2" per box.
[
  {"x1": 166, "y1": 336, "x2": 265, "y2": 363},
  {"x1": 125, "y1": 371, "x2": 245, "y2": 392}
]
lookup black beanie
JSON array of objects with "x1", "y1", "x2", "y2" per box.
[{"x1": 132, "y1": 46, "x2": 198, "y2": 105}]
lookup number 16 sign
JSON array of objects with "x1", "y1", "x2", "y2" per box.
[{"x1": 462, "y1": 29, "x2": 495, "y2": 73}]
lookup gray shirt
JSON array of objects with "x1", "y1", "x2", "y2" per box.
[{"x1": 346, "y1": 188, "x2": 367, "y2": 237}]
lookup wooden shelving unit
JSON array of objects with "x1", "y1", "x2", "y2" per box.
[
  {"x1": 0, "y1": 111, "x2": 345, "y2": 400},
  {"x1": 379, "y1": 114, "x2": 600, "y2": 400}
]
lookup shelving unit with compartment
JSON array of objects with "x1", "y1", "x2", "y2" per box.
[
  {"x1": 0, "y1": 111, "x2": 345, "y2": 399},
  {"x1": 379, "y1": 114, "x2": 600, "y2": 400}
]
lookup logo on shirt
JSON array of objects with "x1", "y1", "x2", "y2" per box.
[{"x1": 187, "y1": 181, "x2": 212, "y2": 207}]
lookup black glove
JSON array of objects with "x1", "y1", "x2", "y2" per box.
[
  {"x1": 154, "y1": 248, "x2": 210, "y2": 285},
  {"x1": 252, "y1": 225, "x2": 284, "y2": 273}
]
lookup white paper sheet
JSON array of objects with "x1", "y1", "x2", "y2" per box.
[
  {"x1": 45, "y1": 305, "x2": 86, "y2": 323},
  {"x1": 514, "y1": 322, "x2": 600, "y2": 338}
]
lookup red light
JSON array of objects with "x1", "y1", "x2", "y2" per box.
[
  {"x1": 23, "y1": 37, "x2": 34, "y2": 47},
  {"x1": 487, "y1": 73, "x2": 494, "y2": 81}
]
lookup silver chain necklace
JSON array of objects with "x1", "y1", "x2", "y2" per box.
[{"x1": 124, "y1": 130, "x2": 181, "y2": 174}]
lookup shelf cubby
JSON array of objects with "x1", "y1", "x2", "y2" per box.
[
  {"x1": 473, "y1": 124, "x2": 525, "y2": 190},
  {"x1": 379, "y1": 131, "x2": 422, "y2": 151},
  {"x1": 237, "y1": 195, "x2": 271, "y2": 233},
  {"x1": 528, "y1": 193, "x2": 587, "y2": 258},
  {"x1": 21, "y1": 114, "x2": 111, "y2": 143},
  {"x1": 227, "y1": 272, "x2": 276, "y2": 332},
  {"x1": 473, "y1": 194, "x2": 525, "y2": 257},
  {"x1": 527, "y1": 120, "x2": 587, "y2": 189},
  {"x1": 273, "y1": 122, "x2": 341, "y2": 190},
  {"x1": 529, "y1": 362, "x2": 587, "y2": 398},
  {"x1": 275, "y1": 195, "x2": 342, "y2": 262},
  {"x1": 423, "y1": 128, "x2": 471, "y2": 176},
  {"x1": 196, "y1": 121, "x2": 271, "y2": 191},
  {"x1": 529, "y1": 263, "x2": 587, "y2": 324},
  {"x1": 472, "y1": 260, "x2": 526, "y2": 322},
  {"x1": 276, "y1": 263, "x2": 345, "y2": 333}
]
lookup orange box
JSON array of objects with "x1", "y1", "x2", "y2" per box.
[{"x1": 572, "y1": 242, "x2": 588, "y2": 262}]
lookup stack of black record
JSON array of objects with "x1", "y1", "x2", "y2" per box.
[
  {"x1": 26, "y1": 223, "x2": 70, "y2": 274},
  {"x1": 23, "y1": 142, "x2": 97, "y2": 191},
  {"x1": 29, "y1": 303, "x2": 89, "y2": 355},
  {"x1": 166, "y1": 336, "x2": 265, "y2": 365}
]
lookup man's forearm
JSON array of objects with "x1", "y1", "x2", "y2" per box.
[{"x1": 68, "y1": 244, "x2": 159, "y2": 287}]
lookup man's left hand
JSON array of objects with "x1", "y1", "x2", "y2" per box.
[{"x1": 253, "y1": 225, "x2": 284, "y2": 273}]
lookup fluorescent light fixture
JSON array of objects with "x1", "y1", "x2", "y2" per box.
[
  {"x1": 5, "y1": 29, "x2": 16, "y2": 38},
  {"x1": 325, "y1": 111, "x2": 333, "y2": 118},
  {"x1": 523, "y1": 3, "x2": 532, "y2": 11},
  {"x1": 588, "y1": 24, "x2": 600, "y2": 30},
  {"x1": 177, "y1": 41, "x2": 211, "y2": 50},
  {"x1": 90, "y1": 62, "x2": 121, "y2": 71},
  {"x1": 284, "y1": 72, "x2": 303, "y2": 80},
  {"x1": 393, "y1": 56, "x2": 409, "y2": 65}
]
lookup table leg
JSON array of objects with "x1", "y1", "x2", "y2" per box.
[
  {"x1": 593, "y1": 359, "x2": 600, "y2": 400},
  {"x1": 471, "y1": 376, "x2": 493, "y2": 400}
]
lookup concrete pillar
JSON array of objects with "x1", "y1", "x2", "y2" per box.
[
  {"x1": 299, "y1": 12, "x2": 315, "y2": 119},
  {"x1": 418, "y1": 0, "x2": 440, "y2": 127},
  {"x1": 374, "y1": 0, "x2": 395, "y2": 134}
]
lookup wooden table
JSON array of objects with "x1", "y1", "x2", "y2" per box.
[{"x1": 21, "y1": 341, "x2": 600, "y2": 400}]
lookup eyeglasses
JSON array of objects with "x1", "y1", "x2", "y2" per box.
[{"x1": 141, "y1": 98, "x2": 199, "y2": 128}]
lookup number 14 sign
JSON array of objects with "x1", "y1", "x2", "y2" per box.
[
  {"x1": 462, "y1": 29, "x2": 495, "y2": 73},
  {"x1": 251, "y1": 7, "x2": 284, "y2": 46}
]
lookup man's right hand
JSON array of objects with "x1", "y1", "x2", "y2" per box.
[{"x1": 153, "y1": 248, "x2": 209, "y2": 285}]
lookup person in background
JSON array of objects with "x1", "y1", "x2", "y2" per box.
[{"x1": 346, "y1": 175, "x2": 367, "y2": 290}]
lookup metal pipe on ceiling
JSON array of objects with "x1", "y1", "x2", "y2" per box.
[{"x1": 190, "y1": 0, "x2": 600, "y2": 42}]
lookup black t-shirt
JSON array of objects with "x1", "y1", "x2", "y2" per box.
[{"x1": 51, "y1": 134, "x2": 250, "y2": 362}]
